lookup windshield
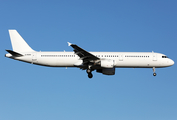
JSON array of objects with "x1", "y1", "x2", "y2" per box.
[{"x1": 162, "y1": 56, "x2": 168, "y2": 58}]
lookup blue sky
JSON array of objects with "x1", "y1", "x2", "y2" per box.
[{"x1": 0, "y1": 0, "x2": 177, "y2": 120}]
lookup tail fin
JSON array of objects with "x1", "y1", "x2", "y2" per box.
[{"x1": 9, "y1": 30, "x2": 35, "y2": 52}]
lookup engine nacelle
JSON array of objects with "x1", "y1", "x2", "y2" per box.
[
  {"x1": 96, "y1": 68, "x2": 115, "y2": 75},
  {"x1": 101, "y1": 59, "x2": 115, "y2": 68}
]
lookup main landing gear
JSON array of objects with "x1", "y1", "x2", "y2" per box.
[
  {"x1": 153, "y1": 67, "x2": 157, "y2": 76},
  {"x1": 87, "y1": 69, "x2": 93, "y2": 78},
  {"x1": 87, "y1": 65, "x2": 93, "y2": 78},
  {"x1": 88, "y1": 72, "x2": 93, "y2": 78}
]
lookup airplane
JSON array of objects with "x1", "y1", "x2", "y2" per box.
[{"x1": 5, "y1": 30, "x2": 174, "y2": 78}]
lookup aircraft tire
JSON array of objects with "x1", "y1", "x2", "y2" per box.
[
  {"x1": 87, "y1": 69, "x2": 91, "y2": 73},
  {"x1": 88, "y1": 73, "x2": 93, "y2": 78},
  {"x1": 153, "y1": 73, "x2": 157, "y2": 76}
]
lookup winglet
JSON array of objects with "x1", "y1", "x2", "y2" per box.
[{"x1": 67, "y1": 42, "x2": 72, "y2": 46}]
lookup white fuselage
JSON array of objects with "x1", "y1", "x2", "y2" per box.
[
  {"x1": 6, "y1": 51, "x2": 174, "y2": 68},
  {"x1": 6, "y1": 30, "x2": 174, "y2": 78}
]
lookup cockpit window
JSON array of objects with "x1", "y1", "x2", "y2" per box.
[{"x1": 162, "y1": 56, "x2": 168, "y2": 58}]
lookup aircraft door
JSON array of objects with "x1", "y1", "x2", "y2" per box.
[
  {"x1": 153, "y1": 53, "x2": 157, "y2": 61},
  {"x1": 119, "y1": 54, "x2": 123, "y2": 61},
  {"x1": 32, "y1": 53, "x2": 38, "y2": 63}
]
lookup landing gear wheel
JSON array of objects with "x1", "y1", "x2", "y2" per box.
[
  {"x1": 153, "y1": 73, "x2": 157, "y2": 76},
  {"x1": 87, "y1": 69, "x2": 91, "y2": 73},
  {"x1": 88, "y1": 73, "x2": 93, "y2": 78}
]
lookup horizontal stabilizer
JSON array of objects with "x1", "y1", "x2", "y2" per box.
[{"x1": 6, "y1": 50, "x2": 23, "y2": 57}]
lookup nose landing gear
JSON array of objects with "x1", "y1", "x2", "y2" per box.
[
  {"x1": 153, "y1": 73, "x2": 157, "y2": 76},
  {"x1": 153, "y1": 67, "x2": 157, "y2": 76}
]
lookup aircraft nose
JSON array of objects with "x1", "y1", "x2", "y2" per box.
[{"x1": 169, "y1": 59, "x2": 174, "y2": 66}]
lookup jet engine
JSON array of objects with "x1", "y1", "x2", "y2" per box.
[
  {"x1": 96, "y1": 68, "x2": 115, "y2": 75},
  {"x1": 101, "y1": 59, "x2": 115, "y2": 68}
]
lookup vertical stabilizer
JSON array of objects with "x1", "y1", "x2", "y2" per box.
[{"x1": 9, "y1": 30, "x2": 35, "y2": 52}]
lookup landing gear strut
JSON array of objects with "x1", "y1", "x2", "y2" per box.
[
  {"x1": 153, "y1": 67, "x2": 157, "y2": 76},
  {"x1": 87, "y1": 65, "x2": 93, "y2": 78}
]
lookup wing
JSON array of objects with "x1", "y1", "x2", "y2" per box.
[{"x1": 68, "y1": 42, "x2": 99, "y2": 62}]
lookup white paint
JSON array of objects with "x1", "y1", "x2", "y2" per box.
[{"x1": 5, "y1": 30, "x2": 174, "y2": 77}]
